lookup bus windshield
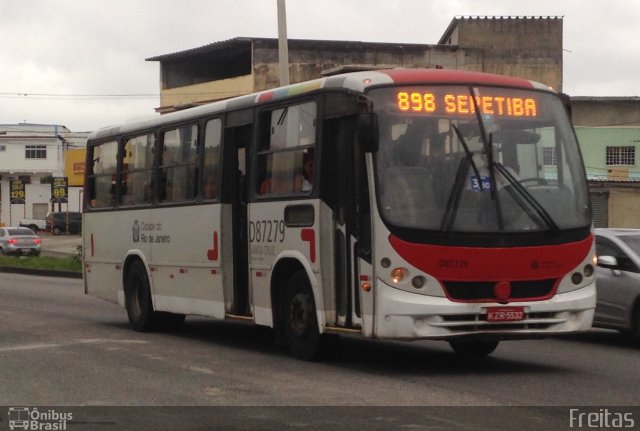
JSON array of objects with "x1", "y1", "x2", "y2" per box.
[{"x1": 370, "y1": 85, "x2": 590, "y2": 233}]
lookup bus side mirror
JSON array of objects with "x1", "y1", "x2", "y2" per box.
[{"x1": 357, "y1": 113, "x2": 378, "y2": 153}]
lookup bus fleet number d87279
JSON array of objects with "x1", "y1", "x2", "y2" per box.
[{"x1": 249, "y1": 219, "x2": 286, "y2": 243}]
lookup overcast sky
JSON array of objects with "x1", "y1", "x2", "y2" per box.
[{"x1": 1, "y1": 0, "x2": 638, "y2": 132}]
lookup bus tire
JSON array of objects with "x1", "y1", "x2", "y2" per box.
[
  {"x1": 284, "y1": 271, "x2": 321, "y2": 360},
  {"x1": 124, "y1": 260, "x2": 158, "y2": 332},
  {"x1": 449, "y1": 340, "x2": 499, "y2": 357}
]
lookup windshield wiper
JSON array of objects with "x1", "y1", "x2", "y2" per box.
[
  {"x1": 439, "y1": 124, "x2": 483, "y2": 232},
  {"x1": 493, "y1": 162, "x2": 560, "y2": 232},
  {"x1": 469, "y1": 88, "x2": 506, "y2": 230}
]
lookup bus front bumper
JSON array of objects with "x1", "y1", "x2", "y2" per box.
[{"x1": 373, "y1": 280, "x2": 596, "y2": 340}]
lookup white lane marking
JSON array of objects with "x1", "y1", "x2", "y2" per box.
[{"x1": 0, "y1": 338, "x2": 148, "y2": 353}]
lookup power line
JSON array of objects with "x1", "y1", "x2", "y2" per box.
[
  {"x1": 0, "y1": 89, "x2": 246, "y2": 100},
  {"x1": 0, "y1": 92, "x2": 159, "y2": 100}
]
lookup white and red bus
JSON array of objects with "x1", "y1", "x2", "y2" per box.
[{"x1": 83, "y1": 68, "x2": 596, "y2": 359}]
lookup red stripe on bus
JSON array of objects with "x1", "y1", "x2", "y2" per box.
[
  {"x1": 258, "y1": 92, "x2": 274, "y2": 103},
  {"x1": 301, "y1": 228, "x2": 316, "y2": 263},
  {"x1": 207, "y1": 231, "x2": 219, "y2": 261},
  {"x1": 388, "y1": 235, "x2": 593, "y2": 281}
]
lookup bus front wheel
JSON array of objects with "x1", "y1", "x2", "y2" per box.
[
  {"x1": 449, "y1": 340, "x2": 499, "y2": 357},
  {"x1": 284, "y1": 271, "x2": 321, "y2": 360}
]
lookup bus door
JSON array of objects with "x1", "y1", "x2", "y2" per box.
[
  {"x1": 223, "y1": 120, "x2": 252, "y2": 316},
  {"x1": 323, "y1": 115, "x2": 371, "y2": 328}
]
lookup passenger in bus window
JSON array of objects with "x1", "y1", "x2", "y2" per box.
[
  {"x1": 203, "y1": 171, "x2": 219, "y2": 199},
  {"x1": 121, "y1": 182, "x2": 134, "y2": 206},
  {"x1": 301, "y1": 150, "x2": 314, "y2": 192}
]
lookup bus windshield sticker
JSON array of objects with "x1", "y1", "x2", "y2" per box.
[{"x1": 470, "y1": 175, "x2": 492, "y2": 192}]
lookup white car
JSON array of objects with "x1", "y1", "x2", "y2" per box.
[
  {"x1": 594, "y1": 228, "x2": 640, "y2": 338},
  {"x1": 0, "y1": 227, "x2": 42, "y2": 256}
]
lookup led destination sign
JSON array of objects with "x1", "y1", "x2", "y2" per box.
[{"x1": 396, "y1": 91, "x2": 538, "y2": 118}]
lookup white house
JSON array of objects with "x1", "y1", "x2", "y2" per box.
[{"x1": 0, "y1": 123, "x2": 88, "y2": 227}]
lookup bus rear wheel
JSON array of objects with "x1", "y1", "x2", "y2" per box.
[
  {"x1": 125, "y1": 260, "x2": 185, "y2": 332},
  {"x1": 449, "y1": 340, "x2": 499, "y2": 357},
  {"x1": 284, "y1": 271, "x2": 322, "y2": 360}
]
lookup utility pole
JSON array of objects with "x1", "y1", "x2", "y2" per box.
[{"x1": 277, "y1": 0, "x2": 290, "y2": 86}]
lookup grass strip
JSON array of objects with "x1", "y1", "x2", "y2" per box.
[{"x1": 0, "y1": 254, "x2": 82, "y2": 273}]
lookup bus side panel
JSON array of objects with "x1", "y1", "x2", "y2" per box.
[
  {"x1": 249, "y1": 200, "x2": 324, "y2": 328},
  {"x1": 83, "y1": 260, "x2": 122, "y2": 305},
  {"x1": 146, "y1": 205, "x2": 226, "y2": 319},
  {"x1": 83, "y1": 211, "x2": 152, "y2": 305},
  {"x1": 220, "y1": 204, "x2": 234, "y2": 314},
  {"x1": 318, "y1": 202, "x2": 336, "y2": 326}
]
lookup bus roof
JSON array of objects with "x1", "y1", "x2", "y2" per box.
[{"x1": 88, "y1": 68, "x2": 552, "y2": 141}]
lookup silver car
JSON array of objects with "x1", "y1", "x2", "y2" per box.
[
  {"x1": 0, "y1": 227, "x2": 42, "y2": 256},
  {"x1": 594, "y1": 228, "x2": 640, "y2": 338}
]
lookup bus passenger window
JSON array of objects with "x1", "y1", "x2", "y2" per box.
[
  {"x1": 202, "y1": 171, "x2": 219, "y2": 199},
  {"x1": 202, "y1": 119, "x2": 222, "y2": 201},
  {"x1": 301, "y1": 150, "x2": 314, "y2": 192},
  {"x1": 121, "y1": 134, "x2": 155, "y2": 206},
  {"x1": 257, "y1": 101, "x2": 316, "y2": 196},
  {"x1": 160, "y1": 124, "x2": 198, "y2": 204},
  {"x1": 87, "y1": 140, "x2": 118, "y2": 209}
]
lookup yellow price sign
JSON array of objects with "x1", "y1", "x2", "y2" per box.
[
  {"x1": 9, "y1": 180, "x2": 26, "y2": 204},
  {"x1": 51, "y1": 176, "x2": 68, "y2": 202}
]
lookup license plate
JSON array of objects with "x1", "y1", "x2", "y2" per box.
[{"x1": 486, "y1": 306, "x2": 525, "y2": 322}]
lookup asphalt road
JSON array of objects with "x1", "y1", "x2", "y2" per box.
[{"x1": 1, "y1": 273, "x2": 639, "y2": 430}]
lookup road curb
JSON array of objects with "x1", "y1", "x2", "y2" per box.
[{"x1": 0, "y1": 265, "x2": 82, "y2": 279}]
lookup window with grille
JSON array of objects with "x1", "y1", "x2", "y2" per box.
[
  {"x1": 542, "y1": 147, "x2": 557, "y2": 166},
  {"x1": 606, "y1": 146, "x2": 635, "y2": 166},
  {"x1": 25, "y1": 145, "x2": 47, "y2": 159}
]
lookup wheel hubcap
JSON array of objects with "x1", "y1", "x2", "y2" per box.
[{"x1": 289, "y1": 292, "x2": 312, "y2": 337}]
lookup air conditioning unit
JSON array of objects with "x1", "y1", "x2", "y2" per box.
[{"x1": 0, "y1": 144, "x2": 6, "y2": 151}]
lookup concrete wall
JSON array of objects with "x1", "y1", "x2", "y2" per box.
[
  {"x1": 159, "y1": 75, "x2": 254, "y2": 112},
  {"x1": 453, "y1": 17, "x2": 563, "y2": 91},
  {"x1": 251, "y1": 39, "x2": 471, "y2": 93},
  {"x1": 609, "y1": 188, "x2": 640, "y2": 228},
  {"x1": 572, "y1": 99, "x2": 640, "y2": 127}
]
